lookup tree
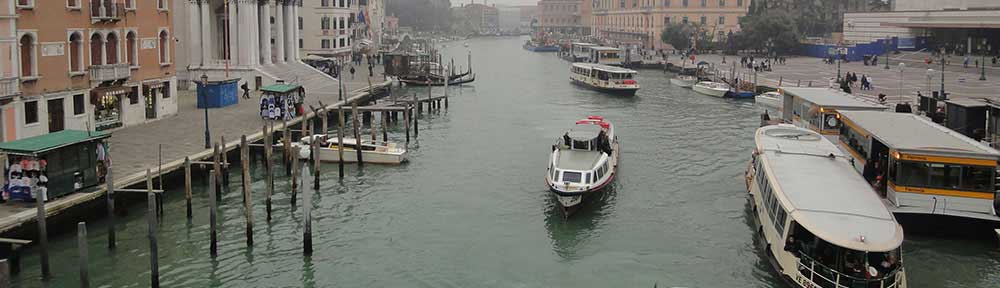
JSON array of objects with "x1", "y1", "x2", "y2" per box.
[
  {"x1": 660, "y1": 23, "x2": 695, "y2": 51},
  {"x1": 737, "y1": 11, "x2": 801, "y2": 54}
]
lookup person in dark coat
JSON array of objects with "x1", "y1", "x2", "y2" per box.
[{"x1": 241, "y1": 82, "x2": 251, "y2": 99}]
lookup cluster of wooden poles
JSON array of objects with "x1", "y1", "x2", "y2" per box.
[{"x1": 4, "y1": 93, "x2": 449, "y2": 287}]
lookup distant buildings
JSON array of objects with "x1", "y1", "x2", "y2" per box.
[
  {"x1": 843, "y1": 0, "x2": 1000, "y2": 54},
  {"x1": 301, "y1": 0, "x2": 357, "y2": 62},
  {"x1": 452, "y1": 3, "x2": 500, "y2": 35},
  {"x1": 498, "y1": 6, "x2": 522, "y2": 33},
  {"x1": 591, "y1": 0, "x2": 749, "y2": 49},
  {"x1": 518, "y1": 5, "x2": 539, "y2": 32},
  {"x1": 536, "y1": 0, "x2": 586, "y2": 34}
]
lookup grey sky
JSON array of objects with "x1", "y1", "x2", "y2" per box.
[{"x1": 453, "y1": 0, "x2": 538, "y2": 6}]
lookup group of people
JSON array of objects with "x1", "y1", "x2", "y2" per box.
[
  {"x1": 845, "y1": 72, "x2": 874, "y2": 90},
  {"x1": 863, "y1": 55, "x2": 880, "y2": 66},
  {"x1": 740, "y1": 55, "x2": 783, "y2": 72}
]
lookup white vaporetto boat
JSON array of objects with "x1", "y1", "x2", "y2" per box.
[
  {"x1": 746, "y1": 124, "x2": 907, "y2": 288},
  {"x1": 669, "y1": 75, "x2": 697, "y2": 88},
  {"x1": 293, "y1": 135, "x2": 407, "y2": 164},
  {"x1": 545, "y1": 116, "x2": 620, "y2": 213},
  {"x1": 755, "y1": 91, "x2": 783, "y2": 110},
  {"x1": 692, "y1": 81, "x2": 730, "y2": 97},
  {"x1": 569, "y1": 63, "x2": 640, "y2": 96}
]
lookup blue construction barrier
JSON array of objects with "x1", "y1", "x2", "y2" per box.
[
  {"x1": 801, "y1": 37, "x2": 929, "y2": 61},
  {"x1": 197, "y1": 79, "x2": 240, "y2": 109}
]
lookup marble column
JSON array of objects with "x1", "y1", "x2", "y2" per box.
[
  {"x1": 187, "y1": 1, "x2": 202, "y2": 67},
  {"x1": 260, "y1": 3, "x2": 273, "y2": 65},
  {"x1": 238, "y1": 2, "x2": 250, "y2": 66},
  {"x1": 199, "y1": 0, "x2": 212, "y2": 65},
  {"x1": 228, "y1": 0, "x2": 238, "y2": 65},
  {"x1": 249, "y1": 2, "x2": 259, "y2": 66},
  {"x1": 292, "y1": 3, "x2": 300, "y2": 61},
  {"x1": 274, "y1": 3, "x2": 285, "y2": 63},
  {"x1": 283, "y1": 3, "x2": 294, "y2": 62}
]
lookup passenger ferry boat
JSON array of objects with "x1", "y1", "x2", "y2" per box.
[
  {"x1": 546, "y1": 116, "x2": 620, "y2": 213},
  {"x1": 747, "y1": 124, "x2": 907, "y2": 288},
  {"x1": 293, "y1": 135, "x2": 407, "y2": 164},
  {"x1": 570, "y1": 63, "x2": 639, "y2": 96},
  {"x1": 777, "y1": 87, "x2": 886, "y2": 138},
  {"x1": 835, "y1": 111, "x2": 1000, "y2": 232}
]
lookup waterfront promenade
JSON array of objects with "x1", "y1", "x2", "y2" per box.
[
  {"x1": 0, "y1": 65, "x2": 390, "y2": 234},
  {"x1": 666, "y1": 52, "x2": 1000, "y2": 104}
]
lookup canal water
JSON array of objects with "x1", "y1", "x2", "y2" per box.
[{"x1": 11, "y1": 37, "x2": 1000, "y2": 287}]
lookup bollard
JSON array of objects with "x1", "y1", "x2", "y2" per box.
[
  {"x1": 241, "y1": 135, "x2": 253, "y2": 248},
  {"x1": 146, "y1": 170, "x2": 159, "y2": 288},
  {"x1": 106, "y1": 167, "x2": 116, "y2": 249},
  {"x1": 338, "y1": 107, "x2": 346, "y2": 179},
  {"x1": 445, "y1": 96, "x2": 449, "y2": 109},
  {"x1": 36, "y1": 181, "x2": 49, "y2": 279},
  {"x1": 209, "y1": 171, "x2": 218, "y2": 258},
  {"x1": 265, "y1": 124, "x2": 274, "y2": 222},
  {"x1": 78, "y1": 222, "x2": 89, "y2": 288},
  {"x1": 291, "y1": 146, "x2": 299, "y2": 205},
  {"x1": 303, "y1": 166, "x2": 313, "y2": 256},
  {"x1": 352, "y1": 102, "x2": 364, "y2": 166},
  {"x1": 184, "y1": 157, "x2": 192, "y2": 219}
]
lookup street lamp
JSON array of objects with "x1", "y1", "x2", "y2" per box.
[
  {"x1": 200, "y1": 74, "x2": 211, "y2": 149},
  {"x1": 884, "y1": 37, "x2": 891, "y2": 70},
  {"x1": 926, "y1": 68, "x2": 934, "y2": 95},
  {"x1": 980, "y1": 39, "x2": 988, "y2": 81},
  {"x1": 898, "y1": 63, "x2": 905, "y2": 104},
  {"x1": 940, "y1": 48, "x2": 946, "y2": 100},
  {"x1": 836, "y1": 48, "x2": 842, "y2": 82}
]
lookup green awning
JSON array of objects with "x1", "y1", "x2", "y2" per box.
[
  {"x1": 0, "y1": 130, "x2": 110, "y2": 156},
  {"x1": 260, "y1": 84, "x2": 303, "y2": 94}
]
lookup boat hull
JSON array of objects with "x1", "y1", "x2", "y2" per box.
[
  {"x1": 524, "y1": 44, "x2": 560, "y2": 52},
  {"x1": 570, "y1": 78, "x2": 639, "y2": 96},
  {"x1": 692, "y1": 84, "x2": 729, "y2": 98},
  {"x1": 669, "y1": 78, "x2": 696, "y2": 88}
]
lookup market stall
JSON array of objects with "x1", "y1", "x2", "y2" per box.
[
  {"x1": 0, "y1": 130, "x2": 111, "y2": 202},
  {"x1": 259, "y1": 82, "x2": 305, "y2": 120}
]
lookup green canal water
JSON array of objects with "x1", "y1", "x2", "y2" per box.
[{"x1": 11, "y1": 37, "x2": 1000, "y2": 287}]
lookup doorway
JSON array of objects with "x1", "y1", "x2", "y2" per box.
[
  {"x1": 145, "y1": 88, "x2": 157, "y2": 119},
  {"x1": 47, "y1": 98, "x2": 64, "y2": 132}
]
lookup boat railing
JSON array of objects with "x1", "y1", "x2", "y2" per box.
[{"x1": 797, "y1": 253, "x2": 902, "y2": 288}]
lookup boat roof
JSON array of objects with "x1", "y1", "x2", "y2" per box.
[
  {"x1": 781, "y1": 87, "x2": 886, "y2": 110},
  {"x1": 572, "y1": 42, "x2": 597, "y2": 46},
  {"x1": 945, "y1": 98, "x2": 988, "y2": 108},
  {"x1": 838, "y1": 111, "x2": 1000, "y2": 158},
  {"x1": 572, "y1": 63, "x2": 636, "y2": 73},
  {"x1": 590, "y1": 46, "x2": 622, "y2": 51},
  {"x1": 567, "y1": 123, "x2": 603, "y2": 140},
  {"x1": 756, "y1": 125, "x2": 903, "y2": 252},
  {"x1": 556, "y1": 149, "x2": 602, "y2": 171}
]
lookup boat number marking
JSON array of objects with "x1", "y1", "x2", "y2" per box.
[{"x1": 795, "y1": 274, "x2": 818, "y2": 288}]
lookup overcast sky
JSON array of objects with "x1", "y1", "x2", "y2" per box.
[{"x1": 453, "y1": 0, "x2": 538, "y2": 6}]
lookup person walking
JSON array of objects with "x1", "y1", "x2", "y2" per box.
[
  {"x1": 241, "y1": 82, "x2": 251, "y2": 99},
  {"x1": 964, "y1": 55, "x2": 970, "y2": 68},
  {"x1": 350, "y1": 66, "x2": 356, "y2": 80}
]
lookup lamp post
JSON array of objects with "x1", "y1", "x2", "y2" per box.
[
  {"x1": 980, "y1": 39, "x2": 988, "y2": 81},
  {"x1": 836, "y1": 47, "x2": 843, "y2": 82},
  {"x1": 940, "y1": 48, "x2": 946, "y2": 100},
  {"x1": 926, "y1": 68, "x2": 934, "y2": 95},
  {"x1": 898, "y1": 63, "x2": 905, "y2": 104},
  {"x1": 201, "y1": 74, "x2": 211, "y2": 149},
  {"x1": 884, "y1": 37, "x2": 891, "y2": 70}
]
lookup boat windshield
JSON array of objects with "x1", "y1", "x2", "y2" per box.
[{"x1": 786, "y1": 222, "x2": 903, "y2": 288}]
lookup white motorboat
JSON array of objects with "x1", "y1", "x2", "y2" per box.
[
  {"x1": 755, "y1": 91, "x2": 782, "y2": 110},
  {"x1": 569, "y1": 63, "x2": 640, "y2": 96},
  {"x1": 545, "y1": 116, "x2": 620, "y2": 214},
  {"x1": 692, "y1": 81, "x2": 730, "y2": 98},
  {"x1": 669, "y1": 75, "x2": 697, "y2": 88},
  {"x1": 747, "y1": 124, "x2": 907, "y2": 288},
  {"x1": 292, "y1": 135, "x2": 407, "y2": 164}
]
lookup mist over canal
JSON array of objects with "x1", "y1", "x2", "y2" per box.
[{"x1": 10, "y1": 37, "x2": 1000, "y2": 287}]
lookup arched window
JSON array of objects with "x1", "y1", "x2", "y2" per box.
[
  {"x1": 19, "y1": 34, "x2": 34, "y2": 77},
  {"x1": 69, "y1": 33, "x2": 83, "y2": 72},
  {"x1": 90, "y1": 33, "x2": 103, "y2": 65},
  {"x1": 126, "y1": 31, "x2": 136, "y2": 66},
  {"x1": 106, "y1": 32, "x2": 118, "y2": 64},
  {"x1": 158, "y1": 30, "x2": 169, "y2": 63}
]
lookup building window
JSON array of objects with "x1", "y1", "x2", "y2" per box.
[
  {"x1": 299, "y1": 17, "x2": 303, "y2": 30},
  {"x1": 682, "y1": 16, "x2": 688, "y2": 24},
  {"x1": 339, "y1": 0, "x2": 344, "y2": 7},
  {"x1": 299, "y1": 39, "x2": 303, "y2": 49},
  {"x1": 700, "y1": 16, "x2": 706, "y2": 24},
  {"x1": 321, "y1": 39, "x2": 330, "y2": 49},
  {"x1": 24, "y1": 101, "x2": 38, "y2": 124},
  {"x1": 701, "y1": 0, "x2": 706, "y2": 7},
  {"x1": 67, "y1": 0, "x2": 80, "y2": 8},
  {"x1": 719, "y1": 0, "x2": 725, "y2": 7},
  {"x1": 340, "y1": 38, "x2": 345, "y2": 47},
  {"x1": 737, "y1": 0, "x2": 743, "y2": 6},
  {"x1": 90, "y1": 33, "x2": 103, "y2": 65},
  {"x1": 73, "y1": 94, "x2": 85, "y2": 115},
  {"x1": 664, "y1": 17, "x2": 670, "y2": 25},
  {"x1": 682, "y1": 0, "x2": 688, "y2": 7},
  {"x1": 719, "y1": 16, "x2": 725, "y2": 25},
  {"x1": 158, "y1": 30, "x2": 169, "y2": 64},
  {"x1": 322, "y1": 0, "x2": 329, "y2": 7},
  {"x1": 321, "y1": 17, "x2": 330, "y2": 30},
  {"x1": 664, "y1": 0, "x2": 670, "y2": 7},
  {"x1": 157, "y1": 0, "x2": 166, "y2": 10},
  {"x1": 69, "y1": 32, "x2": 83, "y2": 72},
  {"x1": 16, "y1": 0, "x2": 33, "y2": 8},
  {"x1": 20, "y1": 34, "x2": 35, "y2": 77},
  {"x1": 126, "y1": 31, "x2": 137, "y2": 67},
  {"x1": 129, "y1": 87, "x2": 139, "y2": 104},
  {"x1": 125, "y1": 0, "x2": 134, "y2": 9},
  {"x1": 162, "y1": 82, "x2": 170, "y2": 98},
  {"x1": 106, "y1": 32, "x2": 119, "y2": 64}
]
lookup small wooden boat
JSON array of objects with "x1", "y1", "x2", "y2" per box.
[
  {"x1": 400, "y1": 74, "x2": 475, "y2": 86},
  {"x1": 669, "y1": 75, "x2": 697, "y2": 88},
  {"x1": 292, "y1": 135, "x2": 407, "y2": 164},
  {"x1": 692, "y1": 81, "x2": 730, "y2": 98}
]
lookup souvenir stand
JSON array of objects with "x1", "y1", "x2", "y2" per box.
[
  {"x1": 259, "y1": 82, "x2": 305, "y2": 120},
  {"x1": 0, "y1": 130, "x2": 111, "y2": 202}
]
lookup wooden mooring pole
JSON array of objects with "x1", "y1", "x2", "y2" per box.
[
  {"x1": 337, "y1": 107, "x2": 346, "y2": 179},
  {"x1": 36, "y1": 180, "x2": 49, "y2": 279},
  {"x1": 264, "y1": 124, "x2": 274, "y2": 222},
  {"x1": 404, "y1": 107, "x2": 410, "y2": 143},
  {"x1": 382, "y1": 112, "x2": 388, "y2": 143},
  {"x1": 291, "y1": 146, "x2": 299, "y2": 205},
  {"x1": 157, "y1": 144, "x2": 163, "y2": 217},
  {"x1": 106, "y1": 167, "x2": 116, "y2": 249},
  {"x1": 184, "y1": 157, "x2": 192, "y2": 219},
  {"x1": 209, "y1": 168, "x2": 218, "y2": 258},
  {"x1": 221, "y1": 136, "x2": 230, "y2": 187},
  {"x1": 146, "y1": 170, "x2": 159, "y2": 288},
  {"x1": 303, "y1": 166, "x2": 313, "y2": 256},
  {"x1": 312, "y1": 132, "x2": 321, "y2": 190},
  {"x1": 284, "y1": 124, "x2": 292, "y2": 176},
  {"x1": 0, "y1": 259, "x2": 9, "y2": 287},
  {"x1": 78, "y1": 222, "x2": 89, "y2": 288},
  {"x1": 352, "y1": 102, "x2": 364, "y2": 166},
  {"x1": 241, "y1": 135, "x2": 253, "y2": 248}
]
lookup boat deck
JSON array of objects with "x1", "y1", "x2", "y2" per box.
[{"x1": 556, "y1": 149, "x2": 601, "y2": 171}]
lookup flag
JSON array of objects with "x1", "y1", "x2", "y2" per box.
[{"x1": 358, "y1": 9, "x2": 366, "y2": 25}]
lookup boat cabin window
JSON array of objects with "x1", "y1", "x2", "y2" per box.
[
  {"x1": 562, "y1": 171, "x2": 582, "y2": 183},
  {"x1": 785, "y1": 223, "x2": 903, "y2": 288},
  {"x1": 610, "y1": 72, "x2": 634, "y2": 80},
  {"x1": 572, "y1": 139, "x2": 590, "y2": 150},
  {"x1": 838, "y1": 124, "x2": 868, "y2": 158},
  {"x1": 892, "y1": 160, "x2": 995, "y2": 192},
  {"x1": 585, "y1": 173, "x2": 592, "y2": 184},
  {"x1": 597, "y1": 70, "x2": 609, "y2": 81},
  {"x1": 754, "y1": 160, "x2": 787, "y2": 236}
]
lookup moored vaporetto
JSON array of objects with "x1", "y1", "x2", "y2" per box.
[
  {"x1": 746, "y1": 124, "x2": 907, "y2": 288},
  {"x1": 569, "y1": 63, "x2": 640, "y2": 96}
]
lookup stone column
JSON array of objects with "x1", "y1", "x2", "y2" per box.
[
  {"x1": 292, "y1": 3, "x2": 300, "y2": 61},
  {"x1": 284, "y1": 3, "x2": 295, "y2": 62},
  {"x1": 187, "y1": 1, "x2": 202, "y2": 67},
  {"x1": 274, "y1": 3, "x2": 285, "y2": 63},
  {"x1": 260, "y1": 3, "x2": 273, "y2": 65},
  {"x1": 249, "y1": 2, "x2": 259, "y2": 66},
  {"x1": 199, "y1": 0, "x2": 212, "y2": 66},
  {"x1": 228, "y1": 0, "x2": 238, "y2": 65},
  {"x1": 238, "y1": 2, "x2": 250, "y2": 66}
]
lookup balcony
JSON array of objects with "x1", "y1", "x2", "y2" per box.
[
  {"x1": 0, "y1": 77, "x2": 20, "y2": 99},
  {"x1": 90, "y1": 1, "x2": 124, "y2": 23},
  {"x1": 89, "y1": 63, "x2": 131, "y2": 82}
]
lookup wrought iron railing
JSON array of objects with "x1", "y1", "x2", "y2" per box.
[
  {"x1": 0, "y1": 77, "x2": 20, "y2": 99},
  {"x1": 90, "y1": 1, "x2": 124, "y2": 21},
  {"x1": 797, "y1": 253, "x2": 902, "y2": 288}
]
